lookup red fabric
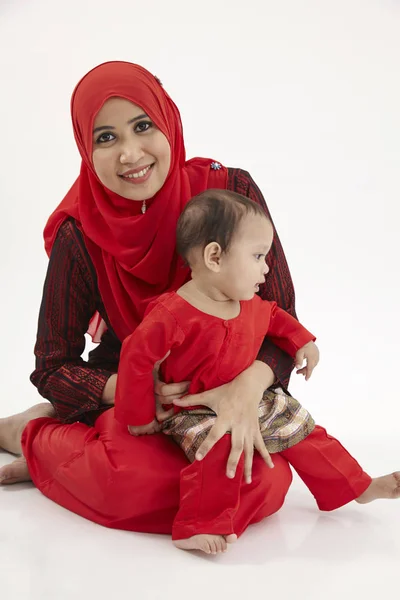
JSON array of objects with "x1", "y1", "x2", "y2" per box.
[
  {"x1": 29, "y1": 169, "x2": 299, "y2": 424},
  {"x1": 21, "y1": 416, "x2": 371, "y2": 536},
  {"x1": 172, "y1": 425, "x2": 372, "y2": 539},
  {"x1": 43, "y1": 61, "x2": 228, "y2": 341},
  {"x1": 281, "y1": 425, "x2": 372, "y2": 510},
  {"x1": 21, "y1": 410, "x2": 293, "y2": 534},
  {"x1": 114, "y1": 292, "x2": 315, "y2": 426}
]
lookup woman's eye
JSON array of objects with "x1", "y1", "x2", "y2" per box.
[
  {"x1": 134, "y1": 120, "x2": 152, "y2": 133},
  {"x1": 96, "y1": 132, "x2": 115, "y2": 144},
  {"x1": 255, "y1": 254, "x2": 264, "y2": 260}
]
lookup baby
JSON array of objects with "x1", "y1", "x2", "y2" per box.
[{"x1": 115, "y1": 189, "x2": 399, "y2": 555}]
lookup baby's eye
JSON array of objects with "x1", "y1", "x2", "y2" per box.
[
  {"x1": 134, "y1": 120, "x2": 153, "y2": 133},
  {"x1": 96, "y1": 132, "x2": 115, "y2": 144}
]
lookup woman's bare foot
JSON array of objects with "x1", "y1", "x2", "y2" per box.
[
  {"x1": 0, "y1": 403, "x2": 55, "y2": 485},
  {"x1": 173, "y1": 533, "x2": 237, "y2": 555},
  {"x1": 0, "y1": 456, "x2": 31, "y2": 485},
  {"x1": 356, "y1": 472, "x2": 400, "y2": 504},
  {"x1": 0, "y1": 403, "x2": 55, "y2": 455}
]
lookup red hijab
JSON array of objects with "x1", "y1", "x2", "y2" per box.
[{"x1": 44, "y1": 61, "x2": 228, "y2": 341}]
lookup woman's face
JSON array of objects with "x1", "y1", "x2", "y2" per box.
[{"x1": 92, "y1": 97, "x2": 171, "y2": 202}]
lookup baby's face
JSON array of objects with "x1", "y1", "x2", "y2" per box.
[{"x1": 219, "y1": 215, "x2": 273, "y2": 301}]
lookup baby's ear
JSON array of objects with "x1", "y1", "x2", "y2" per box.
[{"x1": 204, "y1": 242, "x2": 222, "y2": 272}]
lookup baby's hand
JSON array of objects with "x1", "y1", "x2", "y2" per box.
[
  {"x1": 295, "y1": 341, "x2": 320, "y2": 381},
  {"x1": 128, "y1": 420, "x2": 160, "y2": 436}
]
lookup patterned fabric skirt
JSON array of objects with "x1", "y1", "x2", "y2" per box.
[{"x1": 161, "y1": 387, "x2": 315, "y2": 463}]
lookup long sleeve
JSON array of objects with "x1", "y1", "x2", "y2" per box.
[
  {"x1": 228, "y1": 168, "x2": 298, "y2": 388},
  {"x1": 30, "y1": 219, "x2": 118, "y2": 423},
  {"x1": 266, "y1": 302, "x2": 316, "y2": 357},
  {"x1": 114, "y1": 303, "x2": 185, "y2": 427}
]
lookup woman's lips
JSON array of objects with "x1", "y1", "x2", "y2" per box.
[{"x1": 120, "y1": 164, "x2": 154, "y2": 184}]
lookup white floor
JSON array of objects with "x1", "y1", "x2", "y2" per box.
[{"x1": 1, "y1": 438, "x2": 398, "y2": 600}]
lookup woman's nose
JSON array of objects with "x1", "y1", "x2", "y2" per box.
[
  {"x1": 120, "y1": 141, "x2": 144, "y2": 164},
  {"x1": 263, "y1": 263, "x2": 269, "y2": 275}
]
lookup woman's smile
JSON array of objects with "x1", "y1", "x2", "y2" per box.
[{"x1": 119, "y1": 163, "x2": 154, "y2": 184}]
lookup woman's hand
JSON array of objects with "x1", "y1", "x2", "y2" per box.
[
  {"x1": 295, "y1": 341, "x2": 320, "y2": 381},
  {"x1": 153, "y1": 351, "x2": 190, "y2": 422},
  {"x1": 128, "y1": 420, "x2": 160, "y2": 436},
  {"x1": 102, "y1": 355, "x2": 189, "y2": 420},
  {"x1": 173, "y1": 361, "x2": 276, "y2": 484}
]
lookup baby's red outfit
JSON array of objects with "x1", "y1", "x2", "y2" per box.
[{"x1": 115, "y1": 293, "x2": 371, "y2": 540}]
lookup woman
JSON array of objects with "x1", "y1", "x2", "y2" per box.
[{"x1": 0, "y1": 61, "x2": 298, "y2": 534}]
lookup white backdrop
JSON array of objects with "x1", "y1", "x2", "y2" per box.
[
  {"x1": 1, "y1": 3, "x2": 400, "y2": 598},
  {"x1": 1, "y1": 0, "x2": 399, "y2": 448}
]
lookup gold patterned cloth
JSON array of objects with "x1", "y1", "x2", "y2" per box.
[{"x1": 161, "y1": 387, "x2": 315, "y2": 462}]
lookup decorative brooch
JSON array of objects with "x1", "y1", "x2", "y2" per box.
[{"x1": 210, "y1": 161, "x2": 222, "y2": 170}]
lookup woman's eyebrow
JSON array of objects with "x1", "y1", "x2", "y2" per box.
[
  {"x1": 127, "y1": 113, "x2": 148, "y2": 125},
  {"x1": 93, "y1": 113, "x2": 148, "y2": 135}
]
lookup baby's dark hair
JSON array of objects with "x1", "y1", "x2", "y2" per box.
[{"x1": 176, "y1": 189, "x2": 270, "y2": 265}]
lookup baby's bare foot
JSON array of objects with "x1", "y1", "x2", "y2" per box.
[
  {"x1": 0, "y1": 456, "x2": 31, "y2": 485},
  {"x1": 174, "y1": 533, "x2": 237, "y2": 555},
  {"x1": 356, "y1": 472, "x2": 400, "y2": 504}
]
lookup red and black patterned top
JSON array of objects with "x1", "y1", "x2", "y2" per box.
[{"x1": 30, "y1": 169, "x2": 297, "y2": 424}]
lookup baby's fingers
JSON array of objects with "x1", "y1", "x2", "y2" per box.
[
  {"x1": 295, "y1": 351, "x2": 305, "y2": 371},
  {"x1": 305, "y1": 365, "x2": 313, "y2": 380},
  {"x1": 296, "y1": 366, "x2": 307, "y2": 377},
  {"x1": 305, "y1": 358, "x2": 319, "y2": 380}
]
